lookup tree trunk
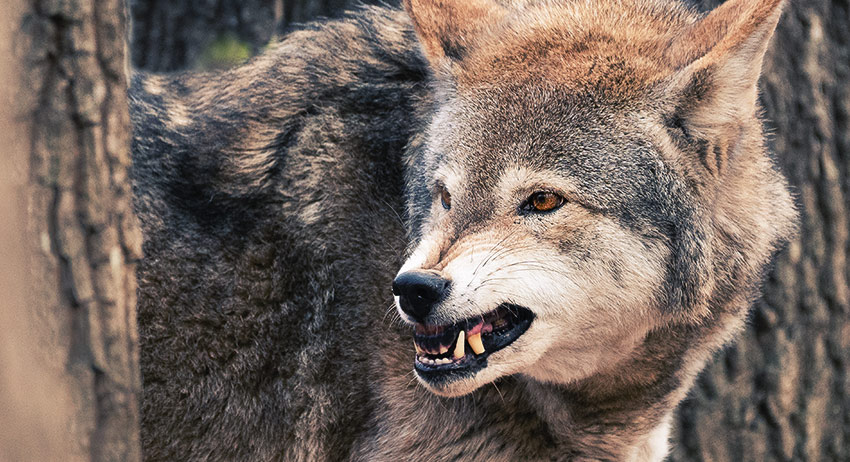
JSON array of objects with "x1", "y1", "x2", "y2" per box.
[
  {"x1": 129, "y1": 0, "x2": 277, "y2": 71},
  {"x1": 0, "y1": 0, "x2": 142, "y2": 460},
  {"x1": 671, "y1": 0, "x2": 850, "y2": 461},
  {"x1": 129, "y1": 0, "x2": 398, "y2": 72}
]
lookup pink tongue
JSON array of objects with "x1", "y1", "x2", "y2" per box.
[{"x1": 467, "y1": 321, "x2": 485, "y2": 336}]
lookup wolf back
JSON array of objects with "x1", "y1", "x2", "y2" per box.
[
  {"x1": 130, "y1": 1, "x2": 797, "y2": 460},
  {"x1": 131, "y1": 8, "x2": 430, "y2": 460}
]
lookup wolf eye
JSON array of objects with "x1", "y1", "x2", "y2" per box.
[
  {"x1": 523, "y1": 191, "x2": 564, "y2": 213},
  {"x1": 439, "y1": 186, "x2": 452, "y2": 210}
]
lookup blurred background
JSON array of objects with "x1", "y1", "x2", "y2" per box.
[
  {"x1": 129, "y1": 0, "x2": 397, "y2": 71},
  {"x1": 127, "y1": 1, "x2": 849, "y2": 461}
]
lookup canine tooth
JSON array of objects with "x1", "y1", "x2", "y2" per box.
[
  {"x1": 454, "y1": 331, "x2": 465, "y2": 359},
  {"x1": 468, "y1": 332, "x2": 485, "y2": 355},
  {"x1": 414, "y1": 342, "x2": 423, "y2": 354}
]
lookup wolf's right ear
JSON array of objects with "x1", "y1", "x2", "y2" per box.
[
  {"x1": 663, "y1": 0, "x2": 785, "y2": 137},
  {"x1": 403, "y1": 0, "x2": 506, "y2": 71}
]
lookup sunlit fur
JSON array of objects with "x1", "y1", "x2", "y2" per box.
[
  {"x1": 399, "y1": 164, "x2": 669, "y2": 397},
  {"x1": 134, "y1": 0, "x2": 797, "y2": 460},
  {"x1": 393, "y1": 0, "x2": 796, "y2": 456}
]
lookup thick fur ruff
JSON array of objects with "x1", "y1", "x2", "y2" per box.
[{"x1": 131, "y1": 1, "x2": 797, "y2": 460}]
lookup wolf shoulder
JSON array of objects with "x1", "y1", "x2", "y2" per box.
[
  {"x1": 128, "y1": 6, "x2": 431, "y2": 460},
  {"x1": 128, "y1": 6, "x2": 429, "y2": 239}
]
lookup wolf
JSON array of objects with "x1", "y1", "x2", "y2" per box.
[{"x1": 130, "y1": 0, "x2": 797, "y2": 460}]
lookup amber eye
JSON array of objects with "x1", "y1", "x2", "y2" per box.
[
  {"x1": 439, "y1": 186, "x2": 452, "y2": 210},
  {"x1": 525, "y1": 191, "x2": 564, "y2": 213}
]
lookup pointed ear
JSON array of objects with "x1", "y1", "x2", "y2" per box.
[
  {"x1": 664, "y1": 0, "x2": 785, "y2": 133},
  {"x1": 403, "y1": 0, "x2": 507, "y2": 71}
]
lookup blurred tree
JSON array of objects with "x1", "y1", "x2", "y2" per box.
[
  {"x1": 130, "y1": 0, "x2": 398, "y2": 71},
  {"x1": 0, "y1": 0, "x2": 142, "y2": 460}
]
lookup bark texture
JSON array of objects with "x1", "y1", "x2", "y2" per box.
[
  {"x1": 130, "y1": 0, "x2": 397, "y2": 72},
  {"x1": 671, "y1": 0, "x2": 850, "y2": 460},
  {"x1": 0, "y1": 0, "x2": 142, "y2": 459}
]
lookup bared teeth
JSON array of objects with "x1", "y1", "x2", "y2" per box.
[
  {"x1": 468, "y1": 332, "x2": 485, "y2": 355},
  {"x1": 439, "y1": 345, "x2": 449, "y2": 354},
  {"x1": 454, "y1": 331, "x2": 465, "y2": 359},
  {"x1": 414, "y1": 341, "x2": 423, "y2": 354}
]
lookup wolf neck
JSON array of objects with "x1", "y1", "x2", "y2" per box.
[
  {"x1": 510, "y1": 320, "x2": 714, "y2": 461},
  {"x1": 519, "y1": 377, "x2": 676, "y2": 462},
  {"x1": 364, "y1": 326, "x2": 700, "y2": 461}
]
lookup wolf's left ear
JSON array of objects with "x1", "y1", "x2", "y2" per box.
[
  {"x1": 664, "y1": 0, "x2": 785, "y2": 134},
  {"x1": 403, "y1": 0, "x2": 507, "y2": 71}
]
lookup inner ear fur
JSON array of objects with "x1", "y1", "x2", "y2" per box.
[
  {"x1": 403, "y1": 0, "x2": 507, "y2": 71},
  {"x1": 663, "y1": 0, "x2": 785, "y2": 139},
  {"x1": 658, "y1": 1, "x2": 784, "y2": 317}
]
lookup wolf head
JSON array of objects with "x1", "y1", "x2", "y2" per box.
[{"x1": 394, "y1": 0, "x2": 797, "y2": 397}]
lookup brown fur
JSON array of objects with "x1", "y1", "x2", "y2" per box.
[
  {"x1": 391, "y1": 0, "x2": 796, "y2": 459},
  {"x1": 132, "y1": 0, "x2": 797, "y2": 460}
]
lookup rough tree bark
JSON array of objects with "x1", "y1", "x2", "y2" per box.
[{"x1": 0, "y1": 0, "x2": 142, "y2": 460}]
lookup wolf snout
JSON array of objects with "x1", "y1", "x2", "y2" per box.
[{"x1": 392, "y1": 270, "x2": 450, "y2": 322}]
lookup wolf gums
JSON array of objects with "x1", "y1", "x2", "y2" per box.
[{"x1": 130, "y1": 0, "x2": 797, "y2": 460}]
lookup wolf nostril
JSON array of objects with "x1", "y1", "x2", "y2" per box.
[{"x1": 392, "y1": 271, "x2": 450, "y2": 322}]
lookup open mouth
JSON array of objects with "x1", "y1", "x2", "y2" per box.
[{"x1": 413, "y1": 304, "x2": 534, "y2": 382}]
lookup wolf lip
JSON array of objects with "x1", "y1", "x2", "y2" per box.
[{"x1": 412, "y1": 304, "x2": 534, "y2": 379}]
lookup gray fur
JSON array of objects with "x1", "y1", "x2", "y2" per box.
[{"x1": 131, "y1": 1, "x2": 797, "y2": 460}]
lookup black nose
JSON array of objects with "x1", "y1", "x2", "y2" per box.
[{"x1": 392, "y1": 271, "x2": 450, "y2": 322}]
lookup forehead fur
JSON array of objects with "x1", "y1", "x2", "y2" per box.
[{"x1": 454, "y1": 0, "x2": 701, "y2": 95}]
